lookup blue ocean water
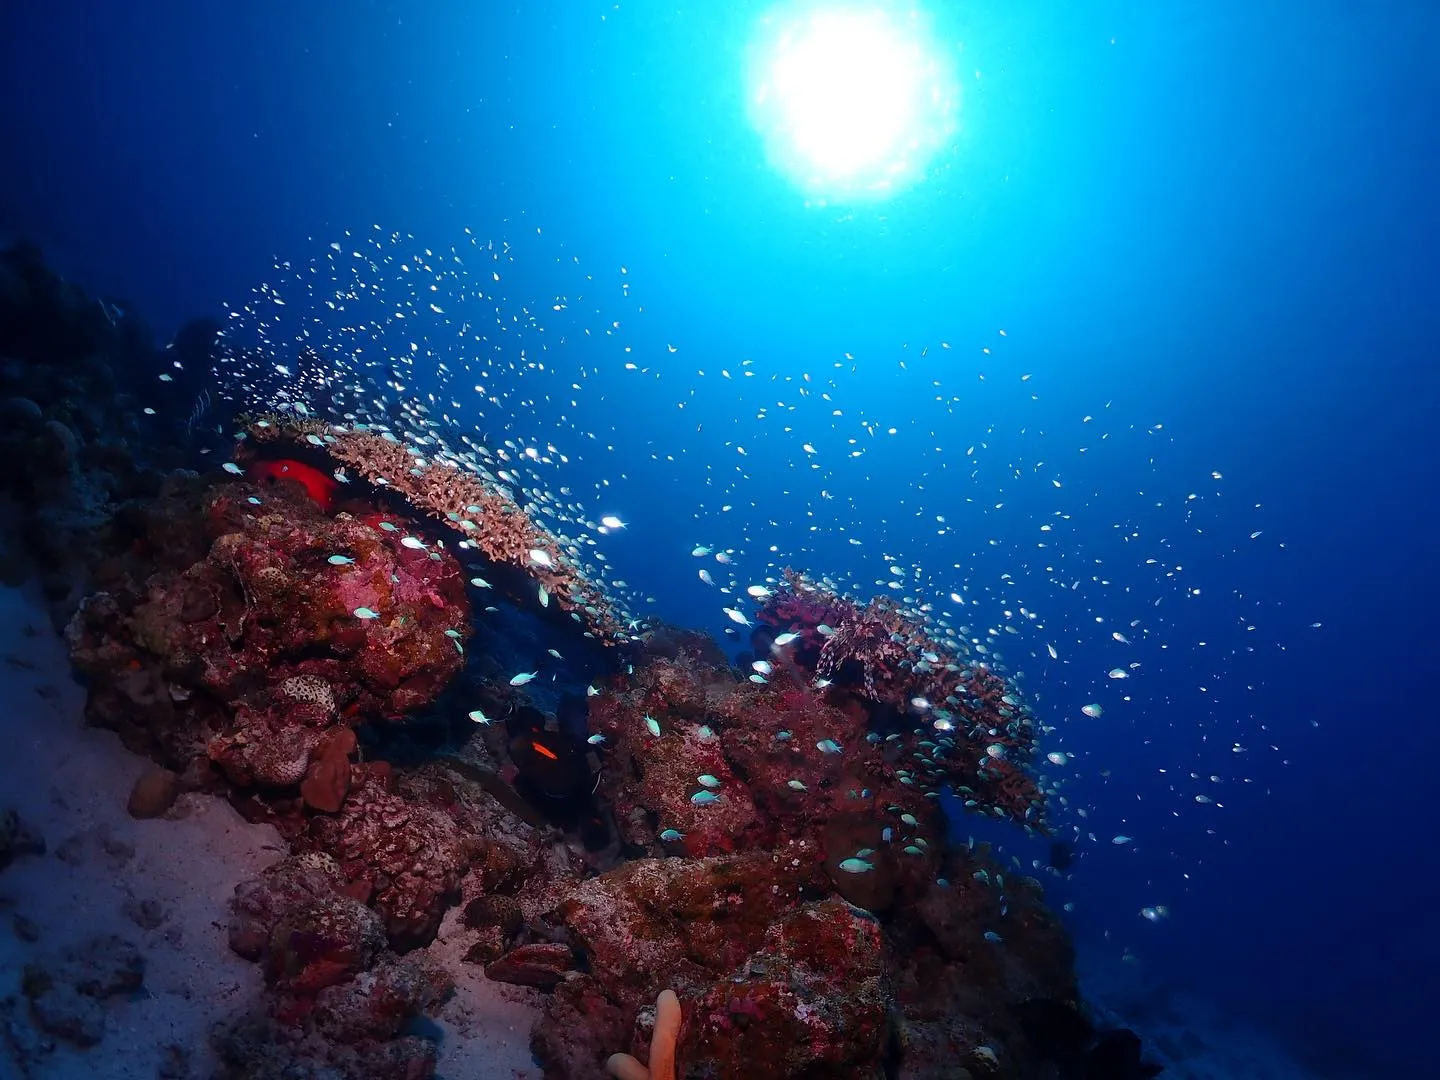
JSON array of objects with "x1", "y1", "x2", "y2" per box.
[{"x1": 3, "y1": 1, "x2": 1436, "y2": 1076}]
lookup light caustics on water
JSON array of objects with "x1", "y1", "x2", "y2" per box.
[{"x1": 745, "y1": 3, "x2": 960, "y2": 202}]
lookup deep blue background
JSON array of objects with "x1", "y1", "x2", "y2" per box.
[{"x1": 4, "y1": 1, "x2": 1437, "y2": 1074}]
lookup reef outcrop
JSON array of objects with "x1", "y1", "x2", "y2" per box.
[{"x1": 0, "y1": 242, "x2": 1158, "y2": 1080}]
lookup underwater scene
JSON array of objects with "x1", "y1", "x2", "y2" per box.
[{"x1": 0, "y1": 2, "x2": 1435, "y2": 1079}]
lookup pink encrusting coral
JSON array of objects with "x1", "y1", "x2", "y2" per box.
[
  {"x1": 544, "y1": 627, "x2": 1073, "y2": 1077},
  {"x1": 68, "y1": 477, "x2": 471, "y2": 730},
  {"x1": 755, "y1": 567, "x2": 1046, "y2": 826}
]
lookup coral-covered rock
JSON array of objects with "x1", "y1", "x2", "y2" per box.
[
  {"x1": 237, "y1": 418, "x2": 628, "y2": 643},
  {"x1": 755, "y1": 569, "x2": 1046, "y2": 826},
  {"x1": 310, "y1": 953, "x2": 453, "y2": 1042},
  {"x1": 532, "y1": 976, "x2": 632, "y2": 1080},
  {"x1": 220, "y1": 851, "x2": 459, "y2": 1078},
  {"x1": 534, "y1": 849, "x2": 919, "y2": 1077},
  {"x1": 66, "y1": 478, "x2": 471, "y2": 777},
  {"x1": 592, "y1": 677, "x2": 766, "y2": 858},
  {"x1": 530, "y1": 643, "x2": 1092, "y2": 1080},
  {"x1": 554, "y1": 854, "x2": 819, "y2": 1000},
  {"x1": 682, "y1": 899, "x2": 891, "y2": 1079},
  {"x1": 264, "y1": 894, "x2": 389, "y2": 996},
  {"x1": 590, "y1": 652, "x2": 961, "y2": 925},
  {"x1": 209, "y1": 709, "x2": 328, "y2": 788},
  {"x1": 228, "y1": 854, "x2": 387, "y2": 995},
  {"x1": 484, "y1": 942, "x2": 575, "y2": 990},
  {"x1": 299, "y1": 775, "x2": 473, "y2": 948},
  {"x1": 231, "y1": 855, "x2": 367, "y2": 951}
]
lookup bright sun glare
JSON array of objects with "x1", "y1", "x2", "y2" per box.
[{"x1": 747, "y1": 3, "x2": 959, "y2": 203}]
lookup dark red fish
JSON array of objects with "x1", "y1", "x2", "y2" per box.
[{"x1": 247, "y1": 458, "x2": 338, "y2": 512}]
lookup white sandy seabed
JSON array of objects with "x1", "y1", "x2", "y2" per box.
[{"x1": 0, "y1": 583, "x2": 543, "y2": 1080}]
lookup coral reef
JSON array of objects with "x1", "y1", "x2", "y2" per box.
[
  {"x1": 756, "y1": 568, "x2": 1046, "y2": 826},
  {"x1": 0, "y1": 243, "x2": 1158, "y2": 1080},
  {"x1": 66, "y1": 475, "x2": 470, "y2": 760},
  {"x1": 237, "y1": 416, "x2": 628, "y2": 643}
]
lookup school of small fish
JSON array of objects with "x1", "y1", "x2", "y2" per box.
[{"x1": 205, "y1": 224, "x2": 1301, "y2": 926}]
